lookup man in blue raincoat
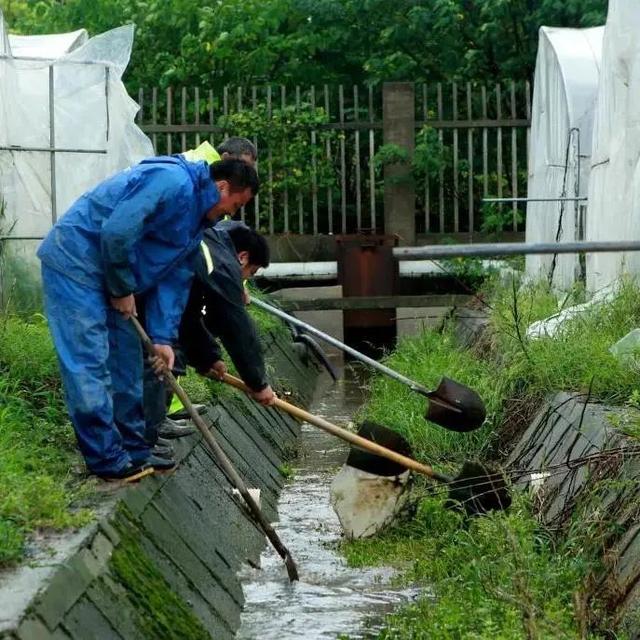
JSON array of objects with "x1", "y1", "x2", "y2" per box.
[{"x1": 37, "y1": 156, "x2": 259, "y2": 481}]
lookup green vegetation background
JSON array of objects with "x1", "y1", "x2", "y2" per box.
[
  {"x1": 342, "y1": 277, "x2": 640, "y2": 639},
  {"x1": 1, "y1": 0, "x2": 606, "y2": 91}
]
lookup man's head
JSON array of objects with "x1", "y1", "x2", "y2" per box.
[
  {"x1": 225, "y1": 224, "x2": 270, "y2": 279},
  {"x1": 208, "y1": 159, "x2": 259, "y2": 220},
  {"x1": 216, "y1": 137, "x2": 258, "y2": 167}
]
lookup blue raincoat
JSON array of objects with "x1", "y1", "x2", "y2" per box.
[{"x1": 38, "y1": 155, "x2": 219, "y2": 475}]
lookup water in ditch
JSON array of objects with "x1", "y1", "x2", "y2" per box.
[{"x1": 237, "y1": 365, "x2": 421, "y2": 640}]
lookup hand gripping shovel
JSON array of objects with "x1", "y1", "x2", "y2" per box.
[
  {"x1": 222, "y1": 374, "x2": 510, "y2": 516},
  {"x1": 251, "y1": 297, "x2": 486, "y2": 432},
  {"x1": 130, "y1": 318, "x2": 299, "y2": 582}
]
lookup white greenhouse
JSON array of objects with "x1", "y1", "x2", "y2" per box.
[
  {"x1": 0, "y1": 10, "x2": 152, "y2": 308},
  {"x1": 525, "y1": 26, "x2": 603, "y2": 291},
  {"x1": 586, "y1": 0, "x2": 640, "y2": 293}
]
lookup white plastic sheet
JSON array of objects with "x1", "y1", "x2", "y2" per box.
[
  {"x1": 0, "y1": 12, "x2": 153, "y2": 307},
  {"x1": 586, "y1": 0, "x2": 640, "y2": 293},
  {"x1": 525, "y1": 26, "x2": 603, "y2": 290}
]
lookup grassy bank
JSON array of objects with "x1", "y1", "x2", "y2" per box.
[
  {"x1": 0, "y1": 315, "x2": 92, "y2": 568},
  {"x1": 0, "y1": 296, "x2": 287, "y2": 569},
  {"x1": 345, "y1": 276, "x2": 640, "y2": 638}
]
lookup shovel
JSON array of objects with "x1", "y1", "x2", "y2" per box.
[
  {"x1": 222, "y1": 373, "x2": 510, "y2": 515},
  {"x1": 130, "y1": 317, "x2": 299, "y2": 582},
  {"x1": 251, "y1": 297, "x2": 486, "y2": 432}
]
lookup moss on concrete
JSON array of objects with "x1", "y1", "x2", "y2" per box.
[{"x1": 110, "y1": 509, "x2": 211, "y2": 640}]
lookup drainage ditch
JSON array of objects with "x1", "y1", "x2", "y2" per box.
[{"x1": 237, "y1": 367, "x2": 420, "y2": 640}]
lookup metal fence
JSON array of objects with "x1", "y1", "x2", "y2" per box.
[{"x1": 137, "y1": 81, "x2": 531, "y2": 237}]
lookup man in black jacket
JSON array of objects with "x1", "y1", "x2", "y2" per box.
[
  {"x1": 179, "y1": 222, "x2": 275, "y2": 403},
  {"x1": 144, "y1": 222, "x2": 275, "y2": 458}
]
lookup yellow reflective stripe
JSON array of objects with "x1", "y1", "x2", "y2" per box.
[
  {"x1": 168, "y1": 388, "x2": 184, "y2": 414},
  {"x1": 200, "y1": 241, "x2": 214, "y2": 275}
]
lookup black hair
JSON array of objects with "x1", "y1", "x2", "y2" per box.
[
  {"x1": 226, "y1": 225, "x2": 270, "y2": 268},
  {"x1": 209, "y1": 158, "x2": 259, "y2": 195},
  {"x1": 216, "y1": 137, "x2": 258, "y2": 161}
]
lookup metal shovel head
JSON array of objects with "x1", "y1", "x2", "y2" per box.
[
  {"x1": 447, "y1": 461, "x2": 511, "y2": 516},
  {"x1": 346, "y1": 421, "x2": 414, "y2": 477},
  {"x1": 426, "y1": 377, "x2": 487, "y2": 432}
]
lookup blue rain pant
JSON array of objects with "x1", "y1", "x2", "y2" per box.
[{"x1": 42, "y1": 265, "x2": 150, "y2": 475}]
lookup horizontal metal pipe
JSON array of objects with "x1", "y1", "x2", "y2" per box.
[
  {"x1": 0, "y1": 146, "x2": 107, "y2": 154},
  {"x1": 257, "y1": 259, "x2": 506, "y2": 280},
  {"x1": 394, "y1": 240, "x2": 640, "y2": 260},
  {"x1": 482, "y1": 197, "x2": 587, "y2": 203}
]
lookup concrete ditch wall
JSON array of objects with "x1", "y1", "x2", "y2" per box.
[
  {"x1": 508, "y1": 392, "x2": 640, "y2": 634},
  {"x1": 0, "y1": 328, "x2": 320, "y2": 640}
]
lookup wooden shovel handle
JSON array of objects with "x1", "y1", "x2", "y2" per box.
[{"x1": 222, "y1": 373, "x2": 450, "y2": 483}]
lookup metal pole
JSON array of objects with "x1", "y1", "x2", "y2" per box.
[
  {"x1": 49, "y1": 65, "x2": 57, "y2": 223},
  {"x1": 394, "y1": 240, "x2": 640, "y2": 260},
  {"x1": 482, "y1": 197, "x2": 587, "y2": 203},
  {"x1": 251, "y1": 297, "x2": 432, "y2": 396}
]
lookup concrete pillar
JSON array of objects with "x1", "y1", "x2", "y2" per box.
[{"x1": 383, "y1": 82, "x2": 416, "y2": 245}]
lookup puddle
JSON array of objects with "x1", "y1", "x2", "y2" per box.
[{"x1": 237, "y1": 367, "x2": 420, "y2": 640}]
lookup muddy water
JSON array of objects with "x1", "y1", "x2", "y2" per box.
[{"x1": 237, "y1": 366, "x2": 420, "y2": 640}]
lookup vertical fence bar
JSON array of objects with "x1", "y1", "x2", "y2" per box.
[
  {"x1": 151, "y1": 87, "x2": 158, "y2": 152},
  {"x1": 481, "y1": 85, "x2": 488, "y2": 200},
  {"x1": 422, "y1": 83, "x2": 430, "y2": 232},
  {"x1": 222, "y1": 85, "x2": 229, "y2": 139},
  {"x1": 252, "y1": 85, "x2": 260, "y2": 229},
  {"x1": 267, "y1": 85, "x2": 274, "y2": 234},
  {"x1": 525, "y1": 80, "x2": 531, "y2": 158},
  {"x1": 280, "y1": 85, "x2": 289, "y2": 233},
  {"x1": 466, "y1": 82, "x2": 474, "y2": 235},
  {"x1": 296, "y1": 85, "x2": 303, "y2": 234},
  {"x1": 354, "y1": 85, "x2": 362, "y2": 232},
  {"x1": 437, "y1": 83, "x2": 444, "y2": 233},
  {"x1": 325, "y1": 85, "x2": 334, "y2": 234},
  {"x1": 310, "y1": 86, "x2": 318, "y2": 235},
  {"x1": 496, "y1": 83, "x2": 503, "y2": 205},
  {"x1": 369, "y1": 84, "x2": 376, "y2": 232},
  {"x1": 208, "y1": 89, "x2": 214, "y2": 147},
  {"x1": 137, "y1": 88, "x2": 144, "y2": 125},
  {"x1": 452, "y1": 81, "x2": 459, "y2": 232},
  {"x1": 339, "y1": 84, "x2": 347, "y2": 233},
  {"x1": 237, "y1": 86, "x2": 246, "y2": 222},
  {"x1": 194, "y1": 87, "x2": 201, "y2": 147},
  {"x1": 48, "y1": 65, "x2": 57, "y2": 223},
  {"x1": 510, "y1": 81, "x2": 518, "y2": 231},
  {"x1": 180, "y1": 87, "x2": 187, "y2": 152},
  {"x1": 166, "y1": 87, "x2": 173, "y2": 155}
]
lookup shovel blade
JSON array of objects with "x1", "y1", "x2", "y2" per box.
[
  {"x1": 426, "y1": 377, "x2": 487, "y2": 432},
  {"x1": 447, "y1": 461, "x2": 511, "y2": 516}
]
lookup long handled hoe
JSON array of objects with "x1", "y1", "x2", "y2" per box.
[
  {"x1": 223, "y1": 373, "x2": 511, "y2": 515},
  {"x1": 251, "y1": 297, "x2": 486, "y2": 432},
  {"x1": 131, "y1": 317, "x2": 299, "y2": 582}
]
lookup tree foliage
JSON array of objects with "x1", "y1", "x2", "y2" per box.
[{"x1": 1, "y1": 0, "x2": 607, "y2": 90}]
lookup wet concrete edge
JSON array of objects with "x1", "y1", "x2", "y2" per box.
[{"x1": 0, "y1": 329, "x2": 320, "y2": 640}]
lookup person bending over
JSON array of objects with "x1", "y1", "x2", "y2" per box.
[
  {"x1": 38, "y1": 156, "x2": 259, "y2": 481},
  {"x1": 145, "y1": 223, "x2": 276, "y2": 458}
]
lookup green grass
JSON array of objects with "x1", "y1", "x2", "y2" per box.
[
  {"x1": 343, "y1": 491, "x2": 618, "y2": 639},
  {"x1": 0, "y1": 315, "x2": 93, "y2": 568},
  {"x1": 346, "y1": 276, "x2": 640, "y2": 638}
]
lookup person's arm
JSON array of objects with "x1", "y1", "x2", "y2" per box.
[
  {"x1": 179, "y1": 279, "x2": 224, "y2": 372},
  {"x1": 100, "y1": 167, "x2": 188, "y2": 298},
  {"x1": 203, "y1": 290, "x2": 268, "y2": 392},
  {"x1": 144, "y1": 255, "x2": 196, "y2": 345}
]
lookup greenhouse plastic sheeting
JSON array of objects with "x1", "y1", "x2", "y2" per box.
[
  {"x1": 8, "y1": 28, "x2": 88, "y2": 58},
  {"x1": 525, "y1": 26, "x2": 603, "y2": 290},
  {"x1": 586, "y1": 0, "x2": 640, "y2": 293},
  {"x1": 0, "y1": 11, "x2": 153, "y2": 309}
]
